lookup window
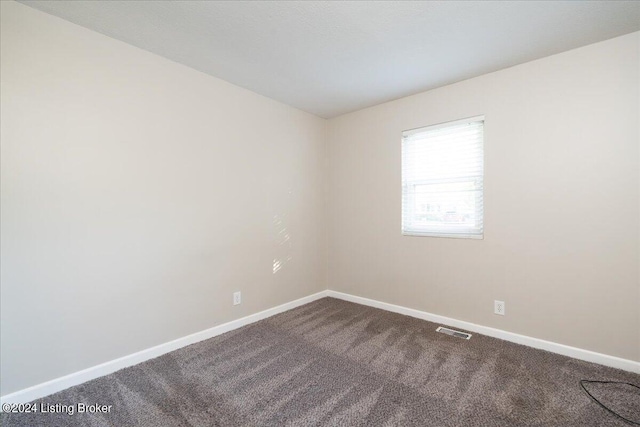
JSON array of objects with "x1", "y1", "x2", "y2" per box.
[{"x1": 402, "y1": 116, "x2": 484, "y2": 239}]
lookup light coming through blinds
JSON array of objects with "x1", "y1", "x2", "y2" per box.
[{"x1": 402, "y1": 116, "x2": 484, "y2": 239}]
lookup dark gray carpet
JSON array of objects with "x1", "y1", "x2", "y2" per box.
[{"x1": 2, "y1": 297, "x2": 639, "y2": 426}]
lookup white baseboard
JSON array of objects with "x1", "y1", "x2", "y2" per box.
[
  {"x1": 0, "y1": 290, "x2": 329, "y2": 406},
  {"x1": 3, "y1": 288, "x2": 638, "y2": 406},
  {"x1": 326, "y1": 290, "x2": 640, "y2": 374}
]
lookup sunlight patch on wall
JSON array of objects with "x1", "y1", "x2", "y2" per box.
[{"x1": 272, "y1": 214, "x2": 293, "y2": 274}]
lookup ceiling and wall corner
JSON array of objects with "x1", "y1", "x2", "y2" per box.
[{"x1": 16, "y1": 0, "x2": 640, "y2": 118}]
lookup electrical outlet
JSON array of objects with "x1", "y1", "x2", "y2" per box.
[
  {"x1": 233, "y1": 291, "x2": 241, "y2": 306},
  {"x1": 494, "y1": 300, "x2": 505, "y2": 316}
]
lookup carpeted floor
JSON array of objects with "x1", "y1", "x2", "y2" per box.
[{"x1": 2, "y1": 297, "x2": 639, "y2": 426}]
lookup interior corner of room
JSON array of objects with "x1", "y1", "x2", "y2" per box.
[{"x1": 1, "y1": 0, "x2": 639, "y2": 425}]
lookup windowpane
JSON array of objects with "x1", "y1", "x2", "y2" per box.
[{"x1": 402, "y1": 117, "x2": 484, "y2": 238}]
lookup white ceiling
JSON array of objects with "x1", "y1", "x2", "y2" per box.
[{"x1": 18, "y1": 1, "x2": 640, "y2": 118}]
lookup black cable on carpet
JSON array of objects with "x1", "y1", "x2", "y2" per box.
[{"x1": 580, "y1": 380, "x2": 640, "y2": 425}]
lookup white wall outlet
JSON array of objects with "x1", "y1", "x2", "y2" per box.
[
  {"x1": 233, "y1": 291, "x2": 241, "y2": 306},
  {"x1": 494, "y1": 300, "x2": 505, "y2": 316}
]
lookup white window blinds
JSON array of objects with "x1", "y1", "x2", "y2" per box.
[{"x1": 402, "y1": 116, "x2": 484, "y2": 239}]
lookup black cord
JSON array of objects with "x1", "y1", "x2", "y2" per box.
[{"x1": 580, "y1": 380, "x2": 640, "y2": 425}]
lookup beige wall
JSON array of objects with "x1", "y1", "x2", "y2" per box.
[
  {"x1": 2, "y1": 0, "x2": 639, "y2": 398},
  {"x1": 0, "y1": 2, "x2": 326, "y2": 395},
  {"x1": 327, "y1": 32, "x2": 640, "y2": 362}
]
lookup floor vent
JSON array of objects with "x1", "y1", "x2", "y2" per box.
[{"x1": 436, "y1": 326, "x2": 472, "y2": 340}]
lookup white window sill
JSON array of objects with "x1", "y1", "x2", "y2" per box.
[{"x1": 402, "y1": 231, "x2": 484, "y2": 240}]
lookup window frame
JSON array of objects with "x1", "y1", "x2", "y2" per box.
[{"x1": 401, "y1": 115, "x2": 485, "y2": 240}]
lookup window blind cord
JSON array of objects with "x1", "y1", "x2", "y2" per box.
[{"x1": 579, "y1": 380, "x2": 640, "y2": 425}]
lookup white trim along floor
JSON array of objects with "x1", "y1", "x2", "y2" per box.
[{"x1": 2, "y1": 290, "x2": 638, "y2": 406}]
